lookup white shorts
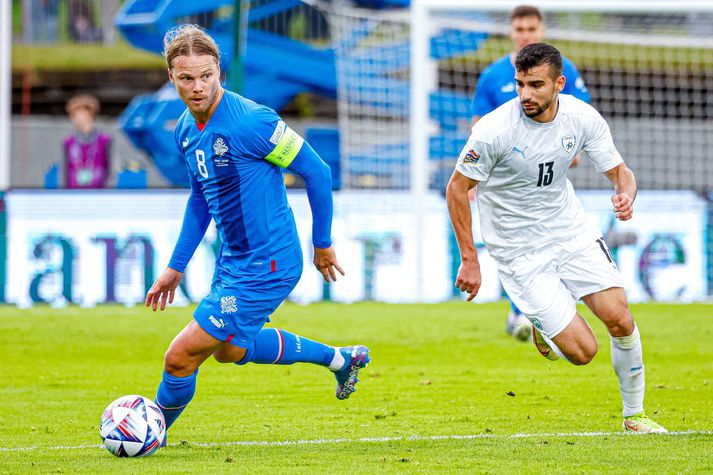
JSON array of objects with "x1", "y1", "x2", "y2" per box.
[{"x1": 496, "y1": 234, "x2": 624, "y2": 339}]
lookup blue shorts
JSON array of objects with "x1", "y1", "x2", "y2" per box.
[{"x1": 193, "y1": 264, "x2": 302, "y2": 348}]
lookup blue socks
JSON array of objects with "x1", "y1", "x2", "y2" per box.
[
  {"x1": 155, "y1": 329, "x2": 339, "y2": 431},
  {"x1": 238, "y1": 328, "x2": 337, "y2": 367},
  {"x1": 155, "y1": 370, "x2": 197, "y2": 430}
]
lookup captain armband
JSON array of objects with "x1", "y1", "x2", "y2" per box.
[{"x1": 264, "y1": 121, "x2": 304, "y2": 168}]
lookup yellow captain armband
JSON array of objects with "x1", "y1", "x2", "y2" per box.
[{"x1": 264, "y1": 121, "x2": 304, "y2": 168}]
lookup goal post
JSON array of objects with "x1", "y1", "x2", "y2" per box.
[{"x1": 0, "y1": 0, "x2": 11, "y2": 190}]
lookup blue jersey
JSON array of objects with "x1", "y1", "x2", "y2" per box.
[
  {"x1": 471, "y1": 54, "x2": 590, "y2": 118},
  {"x1": 173, "y1": 90, "x2": 304, "y2": 274}
]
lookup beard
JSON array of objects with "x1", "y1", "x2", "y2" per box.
[
  {"x1": 187, "y1": 85, "x2": 219, "y2": 115},
  {"x1": 521, "y1": 98, "x2": 551, "y2": 118}
]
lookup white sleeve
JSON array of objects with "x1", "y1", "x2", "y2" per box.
[
  {"x1": 455, "y1": 134, "x2": 498, "y2": 182},
  {"x1": 582, "y1": 114, "x2": 624, "y2": 173}
]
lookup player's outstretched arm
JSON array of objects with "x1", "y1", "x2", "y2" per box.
[
  {"x1": 287, "y1": 142, "x2": 345, "y2": 282},
  {"x1": 604, "y1": 163, "x2": 637, "y2": 221},
  {"x1": 146, "y1": 267, "x2": 183, "y2": 311},
  {"x1": 446, "y1": 170, "x2": 481, "y2": 301}
]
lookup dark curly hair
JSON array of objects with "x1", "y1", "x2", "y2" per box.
[{"x1": 514, "y1": 43, "x2": 563, "y2": 79}]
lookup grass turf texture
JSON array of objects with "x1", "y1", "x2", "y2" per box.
[{"x1": 0, "y1": 302, "x2": 711, "y2": 473}]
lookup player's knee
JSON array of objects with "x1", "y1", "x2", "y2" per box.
[
  {"x1": 163, "y1": 349, "x2": 197, "y2": 376},
  {"x1": 606, "y1": 308, "x2": 634, "y2": 337}
]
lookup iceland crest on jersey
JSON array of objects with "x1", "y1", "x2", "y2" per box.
[
  {"x1": 561, "y1": 135, "x2": 576, "y2": 153},
  {"x1": 213, "y1": 137, "x2": 228, "y2": 157},
  {"x1": 220, "y1": 295, "x2": 238, "y2": 314},
  {"x1": 463, "y1": 149, "x2": 481, "y2": 165}
]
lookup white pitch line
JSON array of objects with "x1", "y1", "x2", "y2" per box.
[{"x1": 2, "y1": 430, "x2": 711, "y2": 453}]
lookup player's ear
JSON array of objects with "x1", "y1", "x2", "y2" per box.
[
  {"x1": 168, "y1": 68, "x2": 174, "y2": 84},
  {"x1": 556, "y1": 74, "x2": 565, "y2": 93}
]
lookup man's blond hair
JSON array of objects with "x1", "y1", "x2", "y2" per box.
[{"x1": 163, "y1": 24, "x2": 221, "y2": 69}]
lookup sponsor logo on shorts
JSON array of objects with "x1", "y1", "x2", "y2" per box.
[
  {"x1": 220, "y1": 295, "x2": 238, "y2": 314},
  {"x1": 530, "y1": 317, "x2": 543, "y2": 330},
  {"x1": 209, "y1": 315, "x2": 227, "y2": 329}
]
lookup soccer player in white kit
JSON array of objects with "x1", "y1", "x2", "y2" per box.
[{"x1": 446, "y1": 43, "x2": 667, "y2": 433}]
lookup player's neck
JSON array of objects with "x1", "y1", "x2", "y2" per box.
[{"x1": 191, "y1": 87, "x2": 224, "y2": 125}]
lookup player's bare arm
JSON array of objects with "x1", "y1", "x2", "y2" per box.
[
  {"x1": 446, "y1": 170, "x2": 481, "y2": 301},
  {"x1": 145, "y1": 267, "x2": 183, "y2": 311},
  {"x1": 604, "y1": 163, "x2": 637, "y2": 221},
  {"x1": 313, "y1": 246, "x2": 345, "y2": 283}
]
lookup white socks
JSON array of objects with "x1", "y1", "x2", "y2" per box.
[
  {"x1": 328, "y1": 347, "x2": 346, "y2": 371},
  {"x1": 610, "y1": 324, "x2": 645, "y2": 417}
]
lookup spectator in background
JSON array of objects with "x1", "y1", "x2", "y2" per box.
[
  {"x1": 68, "y1": 0, "x2": 102, "y2": 43},
  {"x1": 63, "y1": 94, "x2": 111, "y2": 189},
  {"x1": 28, "y1": 0, "x2": 59, "y2": 43}
]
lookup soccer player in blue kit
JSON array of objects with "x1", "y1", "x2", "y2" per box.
[
  {"x1": 471, "y1": 5, "x2": 590, "y2": 340},
  {"x1": 145, "y1": 25, "x2": 369, "y2": 434}
]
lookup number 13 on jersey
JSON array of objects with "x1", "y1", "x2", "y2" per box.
[{"x1": 537, "y1": 161, "x2": 554, "y2": 187}]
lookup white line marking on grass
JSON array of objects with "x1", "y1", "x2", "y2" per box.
[{"x1": 2, "y1": 430, "x2": 711, "y2": 452}]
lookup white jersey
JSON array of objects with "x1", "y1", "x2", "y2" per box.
[{"x1": 455, "y1": 94, "x2": 623, "y2": 262}]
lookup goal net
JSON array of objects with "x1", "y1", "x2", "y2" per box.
[{"x1": 329, "y1": 1, "x2": 713, "y2": 193}]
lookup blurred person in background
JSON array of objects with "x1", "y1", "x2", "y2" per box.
[
  {"x1": 68, "y1": 0, "x2": 102, "y2": 43},
  {"x1": 63, "y1": 94, "x2": 111, "y2": 189},
  {"x1": 470, "y1": 5, "x2": 590, "y2": 341}
]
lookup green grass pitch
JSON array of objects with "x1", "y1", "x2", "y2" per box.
[{"x1": 0, "y1": 302, "x2": 711, "y2": 473}]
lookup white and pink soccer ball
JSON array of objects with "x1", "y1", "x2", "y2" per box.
[{"x1": 100, "y1": 395, "x2": 166, "y2": 457}]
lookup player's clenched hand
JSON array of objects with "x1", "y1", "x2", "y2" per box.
[
  {"x1": 612, "y1": 193, "x2": 633, "y2": 221},
  {"x1": 145, "y1": 267, "x2": 183, "y2": 311},
  {"x1": 313, "y1": 246, "x2": 345, "y2": 283},
  {"x1": 455, "y1": 259, "x2": 481, "y2": 302}
]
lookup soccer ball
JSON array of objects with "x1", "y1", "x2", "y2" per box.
[
  {"x1": 511, "y1": 314, "x2": 533, "y2": 342},
  {"x1": 100, "y1": 395, "x2": 166, "y2": 457}
]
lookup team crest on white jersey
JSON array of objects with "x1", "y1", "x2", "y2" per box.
[
  {"x1": 220, "y1": 295, "x2": 238, "y2": 314},
  {"x1": 561, "y1": 135, "x2": 576, "y2": 153},
  {"x1": 213, "y1": 137, "x2": 228, "y2": 157}
]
